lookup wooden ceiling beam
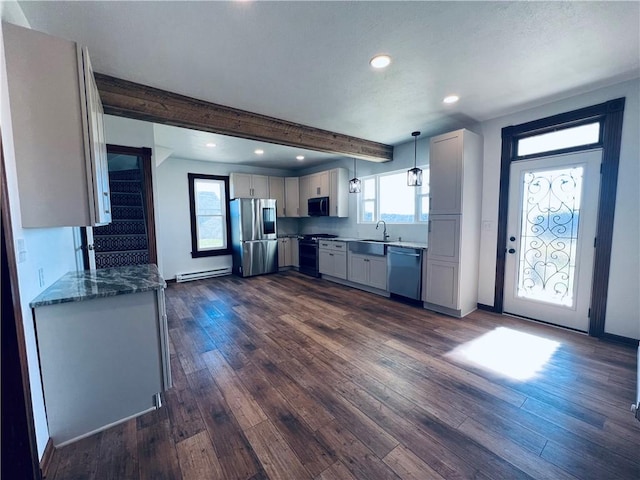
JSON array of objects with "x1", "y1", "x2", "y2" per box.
[{"x1": 94, "y1": 73, "x2": 393, "y2": 162}]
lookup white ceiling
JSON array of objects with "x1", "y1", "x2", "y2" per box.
[
  {"x1": 152, "y1": 123, "x2": 338, "y2": 170},
  {"x1": 17, "y1": 1, "x2": 640, "y2": 169}
]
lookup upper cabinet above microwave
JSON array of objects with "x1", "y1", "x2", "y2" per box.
[{"x1": 2, "y1": 23, "x2": 111, "y2": 228}]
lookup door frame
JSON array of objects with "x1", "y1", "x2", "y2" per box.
[
  {"x1": 494, "y1": 98, "x2": 626, "y2": 339},
  {"x1": 1, "y1": 131, "x2": 43, "y2": 479},
  {"x1": 83, "y1": 145, "x2": 157, "y2": 268}
]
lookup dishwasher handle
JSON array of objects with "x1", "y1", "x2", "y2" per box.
[{"x1": 388, "y1": 248, "x2": 421, "y2": 257}]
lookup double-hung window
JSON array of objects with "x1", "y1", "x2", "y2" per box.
[
  {"x1": 188, "y1": 173, "x2": 232, "y2": 257},
  {"x1": 358, "y1": 168, "x2": 430, "y2": 224}
]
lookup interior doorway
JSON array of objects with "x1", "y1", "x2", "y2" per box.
[{"x1": 83, "y1": 145, "x2": 157, "y2": 269}]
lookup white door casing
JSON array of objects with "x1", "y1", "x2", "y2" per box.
[{"x1": 503, "y1": 149, "x2": 602, "y2": 331}]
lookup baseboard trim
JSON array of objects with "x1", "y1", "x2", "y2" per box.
[
  {"x1": 600, "y1": 332, "x2": 639, "y2": 347},
  {"x1": 40, "y1": 438, "x2": 55, "y2": 478},
  {"x1": 477, "y1": 303, "x2": 497, "y2": 312}
]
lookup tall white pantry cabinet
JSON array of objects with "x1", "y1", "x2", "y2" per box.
[
  {"x1": 3, "y1": 22, "x2": 111, "y2": 227},
  {"x1": 424, "y1": 129, "x2": 483, "y2": 317}
]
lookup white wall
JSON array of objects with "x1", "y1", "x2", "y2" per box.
[
  {"x1": 477, "y1": 78, "x2": 640, "y2": 340},
  {"x1": 1, "y1": 6, "x2": 79, "y2": 458},
  {"x1": 156, "y1": 156, "x2": 290, "y2": 279}
]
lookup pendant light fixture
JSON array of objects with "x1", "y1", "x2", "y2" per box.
[
  {"x1": 349, "y1": 158, "x2": 361, "y2": 193},
  {"x1": 407, "y1": 131, "x2": 423, "y2": 186}
]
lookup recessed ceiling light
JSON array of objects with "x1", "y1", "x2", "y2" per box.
[
  {"x1": 443, "y1": 95, "x2": 460, "y2": 104},
  {"x1": 296, "y1": 155, "x2": 305, "y2": 161},
  {"x1": 254, "y1": 149, "x2": 264, "y2": 155},
  {"x1": 370, "y1": 54, "x2": 391, "y2": 69},
  {"x1": 205, "y1": 142, "x2": 216, "y2": 148}
]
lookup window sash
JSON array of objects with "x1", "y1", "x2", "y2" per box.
[
  {"x1": 188, "y1": 174, "x2": 231, "y2": 257},
  {"x1": 358, "y1": 168, "x2": 429, "y2": 224}
]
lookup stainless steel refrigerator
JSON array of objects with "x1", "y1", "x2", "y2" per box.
[{"x1": 230, "y1": 198, "x2": 278, "y2": 277}]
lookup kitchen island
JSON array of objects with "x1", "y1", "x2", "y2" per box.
[{"x1": 31, "y1": 264, "x2": 171, "y2": 447}]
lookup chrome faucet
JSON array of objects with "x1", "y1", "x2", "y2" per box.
[{"x1": 376, "y1": 220, "x2": 389, "y2": 241}]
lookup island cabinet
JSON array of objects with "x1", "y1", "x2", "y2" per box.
[
  {"x1": 425, "y1": 129, "x2": 482, "y2": 317},
  {"x1": 3, "y1": 22, "x2": 111, "y2": 227},
  {"x1": 319, "y1": 240, "x2": 347, "y2": 279},
  {"x1": 229, "y1": 173, "x2": 269, "y2": 198},
  {"x1": 30, "y1": 265, "x2": 171, "y2": 447}
]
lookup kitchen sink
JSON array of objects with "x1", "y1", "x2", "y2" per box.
[
  {"x1": 349, "y1": 240, "x2": 386, "y2": 256},
  {"x1": 360, "y1": 239, "x2": 388, "y2": 243}
]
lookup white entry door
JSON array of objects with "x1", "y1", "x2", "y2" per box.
[{"x1": 503, "y1": 149, "x2": 602, "y2": 331}]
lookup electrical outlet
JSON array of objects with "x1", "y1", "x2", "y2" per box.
[{"x1": 38, "y1": 267, "x2": 45, "y2": 288}]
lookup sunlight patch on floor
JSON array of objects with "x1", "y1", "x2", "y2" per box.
[{"x1": 445, "y1": 327, "x2": 561, "y2": 381}]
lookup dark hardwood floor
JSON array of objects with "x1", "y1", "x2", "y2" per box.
[{"x1": 45, "y1": 271, "x2": 639, "y2": 479}]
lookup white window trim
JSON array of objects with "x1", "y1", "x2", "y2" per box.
[{"x1": 357, "y1": 167, "x2": 429, "y2": 224}]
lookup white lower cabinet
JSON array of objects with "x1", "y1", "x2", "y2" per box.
[
  {"x1": 319, "y1": 241, "x2": 347, "y2": 280},
  {"x1": 348, "y1": 253, "x2": 387, "y2": 290},
  {"x1": 291, "y1": 238, "x2": 299, "y2": 267},
  {"x1": 278, "y1": 237, "x2": 298, "y2": 268},
  {"x1": 425, "y1": 259, "x2": 459, "y2": 310}
]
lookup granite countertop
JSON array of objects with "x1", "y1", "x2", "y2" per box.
[
  {"x1": 332, "y1": 237, "x2": 428, "y2": 249},
  {"x1": 30, "y1": 264, "x2": 166, "y2": 308},
  {"x1": 277, "y1": 234, "x2": 301, "y2": 239}
]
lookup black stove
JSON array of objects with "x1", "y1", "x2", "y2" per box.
[{"x1": 298, "y1": 234, "x2": 337, "y2": 277}]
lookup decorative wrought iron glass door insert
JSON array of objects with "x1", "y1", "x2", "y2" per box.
[{"x1": 504, "y1": 150, "x2": 602, "y2": 332}]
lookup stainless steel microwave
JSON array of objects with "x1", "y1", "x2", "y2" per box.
[{"x1": 308, "y1": 196, "x2": 329, "y2": 216}]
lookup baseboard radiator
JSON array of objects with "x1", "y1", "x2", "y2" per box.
[{"x1": 175, "y1": 267, "x2": 232, "y2": 283}]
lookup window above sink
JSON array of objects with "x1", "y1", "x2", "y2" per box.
[{"x1": 358, "y1": 168, "x2": 430, "y2": 224}]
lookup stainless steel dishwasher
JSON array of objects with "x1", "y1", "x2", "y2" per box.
[{"x1": 386, "y1": 246, "x2": 423, "y2": 300}]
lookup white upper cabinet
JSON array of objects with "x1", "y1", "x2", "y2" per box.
[
  {"x1": 429, "y1": 131, "x2": 464, "y2": 215},
  {"x1": 3, "y1": 23, "x2": 111, "y2": 227},
  {"x1": 229, "y1": 173, "x2": 269, "y2": 198},
  {"x1": 329, "y1": 168, "x2": 348, "y2": 217},
  {"x1": 230, "y1": 168, "x2": 347, "y2": 218},
  {"x1": 308, "y1": 171, "x2": 329, "y2": 197},
  {"x1": 269, "y1": 176, "x2": 285, "y2": 217},
  {"x1": 299, "y1": 175, "x2": 310, "y2": 216},
  {"x1": 284, "y1": 177, "x2": 300, "y2": 217}
]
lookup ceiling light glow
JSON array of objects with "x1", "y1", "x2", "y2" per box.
[
  {"x1": 205, "y1": 142, "x2": 216, "y2": 148},
  {"x1": 370, "y1": 54, "x2": 391, "y2": 69},
  {"x1": 443, "y1": 95, "x2": 460, "y2": 104},
  {"x1": 254, "y1": 149, "x2": 264, "y2": 155},
  {"x1": 296, "y1": 155, "x2": 305, "y2": 161}
]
